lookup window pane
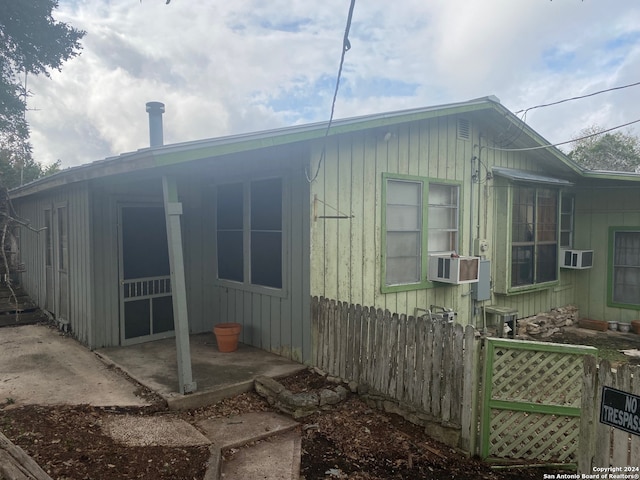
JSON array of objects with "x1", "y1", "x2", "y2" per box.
[
  {"x1": 512, "y1": 246, "x2": 533, "y2": 286},
  {"x1": 536, "y1": 244, "x2": 557, "y2": 283},
  {"x1": 387, "y1": 232, "x2": 420, "y2": 257},
  {"x1": 124, "y1": 300, "x2": 151, "y2": 339},
  {"x1": 429, "y1": 184, "x2": 455, "y2": 206},
  {"x1": 536, "y1": 189, "x2": 557, "y2": 242},
  {"x1": 122, "y1": 206, "x2": 170, "y2": 280},
  {"x1": 613, "y1": 232, "x2": 640, "y2": 304},
  {"x1": 428, "y1": 206, "x2": 456, "y2": 230},
  {"x1": 217, "y1": 183, "x2": 243, "y2": 229},
  {"x1": 386, "y1": 257, "x2": 420, "y2": 285},
  {"x1": 217, "y1": 231, "x2": 243, "y2": 282},
  {"x1": 217, "y1": 182, "x2": 244, "y2": 282},
  {"x1": 385, "y1": 179, "x2": 422, "y2": 286},
  {"x1": 387, "y1": 205, "x2": 420, "y2": 230},
  {"x1": 152, "y1": 295, "x2": 174, "y2": 334},
  {"x1": 511, "y1": 186, "x2": 558, "y2": 287},
  {"x1": 251, "y1": 178, "x2": 282, "y2": 231},
  {"x1": 429, "y1": 231, "x2": 457, "y2": 254},
  {"x1": 512, "y1": 187, "x2": 535, "y2": 243},
  {"x1": 428, "y1": 184, "x2": 458, "y2": 253},
  {"x1": 250, "y1": 178, "x2": 282, "y2": 288},
  {"x1": 251, "y1": 231, "x2": 282, "y2": 288},
  {"x1": 388, "y1": 180, "x2": 420, "y2": 205}
]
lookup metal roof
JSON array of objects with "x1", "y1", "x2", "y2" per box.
[
  {"x1": 12, "y1": 94, "x2": 640, "y2": 198},
  {"x1": 491, "y1": 167, "x2": 574, "y2": 186}
]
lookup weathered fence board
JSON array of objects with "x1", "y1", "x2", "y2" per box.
[
  {"x1": 581, "y1": 361, "x2": 640, "y2": 472},
  {"x1": 310, "y1": 296, "x2": 481, "y2": 451}
]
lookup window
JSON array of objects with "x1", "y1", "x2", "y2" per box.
[
  {"x1": 610, "y1": 229, "x2": 640, "y2": 308},
  {"x1": 385, "y1": 179, "x2": 423, "y2": 286},
  {"x1": 216, "y1": 178, "x2": 283, "y2": 289},
  {"x1": 382, "y1": 175, "x2": 460, "y2": 290},
  {"x1": 510, "y1": 186, "x2": 558, "y2": 288},
  {"x1": 428, "y1": 183, "x2": 459, "y2": 254},
  {"x1": 560, "y1": 194, "x2": 574, "y2": 248}
]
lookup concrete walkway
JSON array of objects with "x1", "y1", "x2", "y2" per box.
[
  {"x1": 1, "y1": 324, "x2": 304, "y2": 479},
  {"x1": 198, "y1": 411, "x2": 301, "y2": 480},
  {"x1": 0, "y1": 324, "x2": 149, "y2": 407}
]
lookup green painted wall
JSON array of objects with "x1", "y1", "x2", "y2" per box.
[
  {"x1": 573, "y1": 185, "x2": 640, "y2": 323},
  {"x1": 309, "y1": 115, "x2": 580, "y2": 325}
]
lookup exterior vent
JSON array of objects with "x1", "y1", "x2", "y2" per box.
[
  {"x1": 428, "y1": 255, "x2": 479, "y2": 284},
  {"x1": 457, "y1": 118, "x2": 470, "y2": 140},
  {"x1": 561, "y1": 249, "x2": 593, "y2": 269}
]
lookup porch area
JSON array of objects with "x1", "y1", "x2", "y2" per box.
[{"x1": 96, "y1": 332, "x2": 306, "y2": 410}]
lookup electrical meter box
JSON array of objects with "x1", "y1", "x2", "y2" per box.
[{"x1": 471, "y1": 259, "x2": 491, "y2": 301}]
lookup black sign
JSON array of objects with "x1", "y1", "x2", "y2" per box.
[{"x1": 600, "y1": 386, "x2": 640, "y2": 436}]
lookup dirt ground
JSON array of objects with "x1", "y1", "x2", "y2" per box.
[
  {"x1": 545, "y1": 326, "x2": 640, "y2": 366},
  {"x1": 0, "y1": 368, "x2": 560, "y2": 480},
  {"x1": 3, "y1": 327, "x2": 638, "y2": 480}
]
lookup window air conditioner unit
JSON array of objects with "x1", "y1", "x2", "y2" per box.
[
  {"x1": 428, "y1": 255, "x2": 479, "y2": 284},
  {"x1": 561, "y1": 249, "x2": 593, "y2": 269}
]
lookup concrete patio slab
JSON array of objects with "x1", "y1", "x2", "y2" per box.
[{"x1": 96, "y1": 332, "x2": 306, "y2": 410}]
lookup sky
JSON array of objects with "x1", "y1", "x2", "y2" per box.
[{"x1": 24, "y1": 0, "x2": 640, "y2": 168}]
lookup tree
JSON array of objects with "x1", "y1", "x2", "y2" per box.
[
  {"x1": 568, "y1": 126, "x2": 640, "y2": 172},
  {"x1": 0, "y1": 0, "x2": 84, "y2": 185}
]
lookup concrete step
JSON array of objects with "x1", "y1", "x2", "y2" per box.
[{"x1": 198, "y1": 411, "x2": 300, "y2": 480}]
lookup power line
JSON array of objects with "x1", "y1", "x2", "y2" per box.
[
  {"x1": 305, "y1": 0, "x2": 356, "y2": 183},
  {"x1": 515, "y1": 80, "x2": 640, "y2": 116},
  {"x1": 493, "y1": 80, "x2": 640, "y2": 150},
  {"x1": 484, "y1": 117, "x2": 640, "y2": 152}
]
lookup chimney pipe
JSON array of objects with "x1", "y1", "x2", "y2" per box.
[{"x1": 145, "y1": 101, "x2": 165, "y2": 147}]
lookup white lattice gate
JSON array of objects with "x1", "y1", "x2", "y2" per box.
[{"x1": 480, "y1": 338, "x2": 597, "y2": 465}]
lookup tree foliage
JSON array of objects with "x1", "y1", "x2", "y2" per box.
[
  {"x1": 568, "y1": 126, "x2": 640, "y2": 172},
  {"x1": 0, "y1": 0, "x2": 84, "y2": 187}
]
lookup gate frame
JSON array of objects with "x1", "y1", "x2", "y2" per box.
[{"x1": 480, "y1": 337, "x2": 597, "y2": 464}]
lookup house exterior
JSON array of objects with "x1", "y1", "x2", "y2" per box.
[{"x1": 10, "y1": 96, "x2": 640, "y2": 390}]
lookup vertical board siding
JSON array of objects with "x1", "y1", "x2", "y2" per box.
[
  {"x1": 309, "y1": 115, "x2": 569, "y2": 327},
  {"x1": 208, "y1": 156, "x2": 311, "y2": 363},
  {"x1": 311, "y1": 296, "x2": 481, "y2": 450},
  {"x1": 575, "y1": 186, "x2": 640, "y2": 323},
  {"x1": 14, "y1": 184, "x2": 93, "y2": 346}
]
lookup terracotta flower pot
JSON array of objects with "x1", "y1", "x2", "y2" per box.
[
  {"x1": 631, "y1": 320, "x2": 640, "y2": 335},
  {"x1": 213, "y1": 322, "x2": 242, "y2": 353}
]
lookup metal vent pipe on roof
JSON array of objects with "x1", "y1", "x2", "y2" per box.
[{"x1": 145, "y1": 101, "x2": 165, "y2": 147}]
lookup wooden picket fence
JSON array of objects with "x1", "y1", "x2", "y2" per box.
[
  {"x1": 579, "y1": 359, "x2": 640, "y2": 472},
  {"x1": 311, "y1": 296, "x2": 640, "y2": 468},
  {"x1": 310, "y1": 296, "x2": 481, "y2": 451}
]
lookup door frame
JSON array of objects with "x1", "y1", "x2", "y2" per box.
[
  {"x1": 43, "y1": 203, "x2": 70, "y2": 325},
  {"x1": 117, "y1": 202, "x2": 175, "y2": 346}
]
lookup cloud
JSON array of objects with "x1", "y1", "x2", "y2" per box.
[{"x1": 23, "y1": 0, "x2": 640, "y2": 167}]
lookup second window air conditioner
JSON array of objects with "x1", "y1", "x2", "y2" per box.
[{"x1": 427, "y1": 255, "x2": 479, "y2": 284}]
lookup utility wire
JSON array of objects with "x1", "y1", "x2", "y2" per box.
[
  {"x1": 305, "y1": 0, "x2": 356, "y2": 183},
  {"x1": 515, "y1": 79, "x2": 640, "y2": 116},
  {"x1": 494, "y1": 80, "x2": 640, "y2": 150},
  {"x1": 484, "y1": 117, "x2": 640, "y2": 152}
]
